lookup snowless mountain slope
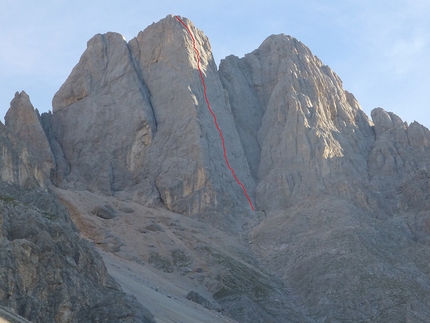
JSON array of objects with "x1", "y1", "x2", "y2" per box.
[{"x1": 2, "y1": 14, "x2": 430, "y2": 323}]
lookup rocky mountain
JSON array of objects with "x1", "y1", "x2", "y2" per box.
[
  {"x1": 0, "y1": 92, "x2": 156, "y2": 322},
  {"x1": 1, "y1": 14, "x2": 430, "y2": 323}
]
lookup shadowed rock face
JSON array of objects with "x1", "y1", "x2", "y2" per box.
[
  {"x1": 0, "y1": 189, "x2": 154, "y2": 323},
  {"x1": 0, "y1": 118, "x2": 155, "y2": 322},
  {"x1": 3, "y1": 14, "x2": 430, "y2": 323},
  {"x1": 2, "y1": 91, "x2": 53, "y2": 188},
  {"x1": 49, "y1": 31, "x2": 158, "y2": 203}
]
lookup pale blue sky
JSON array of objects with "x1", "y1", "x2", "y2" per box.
[{"x1": 1, "y1": 0, "x2": 429, "y2": 128}]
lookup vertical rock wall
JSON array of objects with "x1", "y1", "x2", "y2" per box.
[
  {"x1": 220, "y1": 35, "x2": 375, "y2": 214},
  {"x1": 49, "y1": 15, "x2": 255, "y2": 217}
]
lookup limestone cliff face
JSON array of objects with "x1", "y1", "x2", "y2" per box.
[
  {"x1": 369, "y1": 107, "x2": 430, "y2": 184},
  {"x1": 369, "y1": 108, "x2": 430, "y2": 245},
  {"x1": 4, "y1": 14, "x2": 430, "y2": 323},
  {"x1": 129, "y1": 16, "x2": 254, "y2": 216},
  {"x1": 1, "y1": 91, "x2": 52, "y2": 188},
  {"x1": 50, "y1": 32, "x2": 157, "y2": 202},
  {"x1": 219, "y1": 30, "x2": 430, "y2": 323},
  {"x1": 49, "y1": 15, "x2": 255, "y2": 220},
  {"x1": 220, "y1": 35, "x2": 376, "y2": 214},
  {"x1": 0, "y1": 95, "x2": 155, "y2": 322},
  {"x1": 218, "y1": 35, "x2": 430, "y2": 321}
]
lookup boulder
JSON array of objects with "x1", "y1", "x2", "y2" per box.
[{"x1": 91, "y1": 205, "x2": 117, "y2": 219}]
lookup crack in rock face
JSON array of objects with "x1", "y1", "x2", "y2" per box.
[{"x1": 2, "y1": 13, "x2": 430, "y2": 323}]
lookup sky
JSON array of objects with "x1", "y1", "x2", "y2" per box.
[{"x1": 1, "y1": 0, "x2": 429, "y2": 128}]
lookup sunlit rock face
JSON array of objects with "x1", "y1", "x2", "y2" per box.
[
  {"x1": 219, "y1": 34, "x2": 376, "y2": 214},
  {"x1": 3, "y1": 14, "x2": 430, "y2": 323}
]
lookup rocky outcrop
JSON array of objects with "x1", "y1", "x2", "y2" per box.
[
  {"x1": 0, "y1": 96, "x2": 155, "y2": 322},
  {"x1": 0, "y1": 186, "x2": 155, "y2": 323},
  {"x1": 186, "y1": 291, "x2": 220, "y2": 311},
  {"x1": 0, "y1": 118, "x2": 45, "y2": 188},
  {"x1": 5, "y1": 91, "x2": 53, "y2": 188},
  {"x1": 0, "y1": 305, "x2": 32, "y2": 323},
  {"x1": 219, "y1": 34, "x2": 430, "y2": 323},
  {"x1": 4, "y1": 14, "x2": 430, "y2": 323},
  {"x1": 4, "y1": 91, "x2": 53, "y2": 168},
  {"x1": 49, "y1": 32, "x2": 157, "y2": 203},
  {"x1": 0, "y1": 91, "x2": 47, "y2": 189},
  {"x1": 47, "y1": 15, "x2": 255, "y2": 223},
  {"x1": 220, "y1": 35, "x2": 376, "y2": 214},
  {"x1": 369, "y1": 108, "x2": 430, "y2": 184},
  {"x1": 129, "y1": 16, "x2": 255, "y2": 216},
  {"x1": 369, "y1": 108, "x2": 430, "y2": 247}
]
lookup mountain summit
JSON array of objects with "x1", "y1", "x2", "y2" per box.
[
  {"x1": 49, "y1": 15, "x2": 255, "y2": 222},
  {"x1": 1, "y1": 15, "x2": 430, "y2": 323}
]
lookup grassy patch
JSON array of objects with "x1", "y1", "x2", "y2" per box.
[
  {"x1": 0, "y1": 195, "x2": 16, "y2": 203},
  {"x1": 171, "y1": 249, "x2": 192, "y2": 275},
  {"x1": 203, "y1": 248, "x2": 273, "y2": 301},
  {"x1": 149, "y1": 252, "x2": 174, "y2": 273}
]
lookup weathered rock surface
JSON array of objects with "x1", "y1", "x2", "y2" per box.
[
  {"x1": 128, "y1": 16, "x2": 254, "y2": 217},
  {"x1": 47, "y1": 15, "x2": 255, "y2": 227},
  {"x1": 91, "y1": 204, "x2": 118, "y2": 219},
  {"x1": 369, "y1": 108, "x2": 430, "y2": 248},
  {"x1": 3, "y1": 13, "x2": 430, "y2": 323},
  {"x1": 186, "y1": 291, "x2": 220, "y2": 311},
  {"x1": 0, "y1": 120, "x2": 45, "y2": 189},
  {"x1": 220, "y1": 35, "x2": 376, "y2": 215},
  {"x1": 220, "y1": 35, "x2": 430, "y2": 322},
  {"x1": 55, "y1": 188, "x2": 314, "y2": 323},
  {"x1": 0, "y1": 305, "x2": 32, "y2": 323},
  {"x1": 4, "y1": 91, "x2": 53, "y2": 187},
  {"x1": 48, "y1": 32, "x2": 158, "y2": 203},
  {"x1": 0, "y1": 98, "x2": 155, "y2": 322},
  {"x1": 0, "y1": 186, "x2": 155, "y2": 323}
]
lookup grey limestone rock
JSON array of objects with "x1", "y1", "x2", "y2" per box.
[
  {"x1": 219, "y1": 34, "x2": 376, "y2": 214},
  {"x1": 0, "y1": 186, "x2": 155, "y2": 323},
  {"x1": 5, "y1": 13, "x2": 430, "y2": 323},
  {"x1": 186, "y1": 291, "x2": 221, "y2": 311},
  {"x1": 50, "y1": 32, "x2": 158, "y2": 203},
  {"x1": 0, "y1": 91, "x2": 55, "y2": 189},
  {"x1": 47, "y1": 16, "x2": 255, "y2": 223},
  {"x1": 220, "y1": 35, "x2": 430, "y2": 322},
  {"x1": 0, "y1": 93, "x2": 156, "y2": 323},
  {"x1": 145, "y1": 223, "x2": 164, "y2": 232},
  {"x1": 0, "y1": 118, "x2": 45, "y2": 189},
  {"x1": 5, "y1": 91, "x2": 54, "y2": 188},
  {"x1": 91, "y1": 204, "x2": 118, "y2": 219},
  {"x1": 128, "y1": 15, "x2": 255, "y2": 219},
  {"x1": 0, "y1": 305, "x2": 32, "y2": 323}
]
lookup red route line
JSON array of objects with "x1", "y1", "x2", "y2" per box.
[{"x1": 175, "y1": 16, "x2": 254, "y2": 211}]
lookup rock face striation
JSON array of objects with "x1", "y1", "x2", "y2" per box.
[
  {"x1": 2, "y1": 14, "x2": 430, "y2": 323},
  {"x1": 0, "y1": 93, "x2": 155, "y2": 322},
  {"x1": 48, "y1": 16, "x2": 255, "y2": 223},
  {"x1": 219, "y1": 35, "x2": 376, "y2": 214}
]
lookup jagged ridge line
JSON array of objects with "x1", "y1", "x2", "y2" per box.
[{"x1": 175, "y1": 16, "x2": 255, "y2": 211}]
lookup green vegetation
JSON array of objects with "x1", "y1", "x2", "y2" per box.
[
  {"x1": 41, "y1": 211, "x2": 57, "y2": 220},
  {"x1": 0, "y1": 195, "x2": 16, "y2": 203},
  {"x1": 171, "y1": 249, "x2": 193, "y2": 275},
  {"x1": 149, "y1": 252, "x2": 174, "y2": 273},
  {"x1": 203, "y1": 247, "x2": 273, "y2": 301}
]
